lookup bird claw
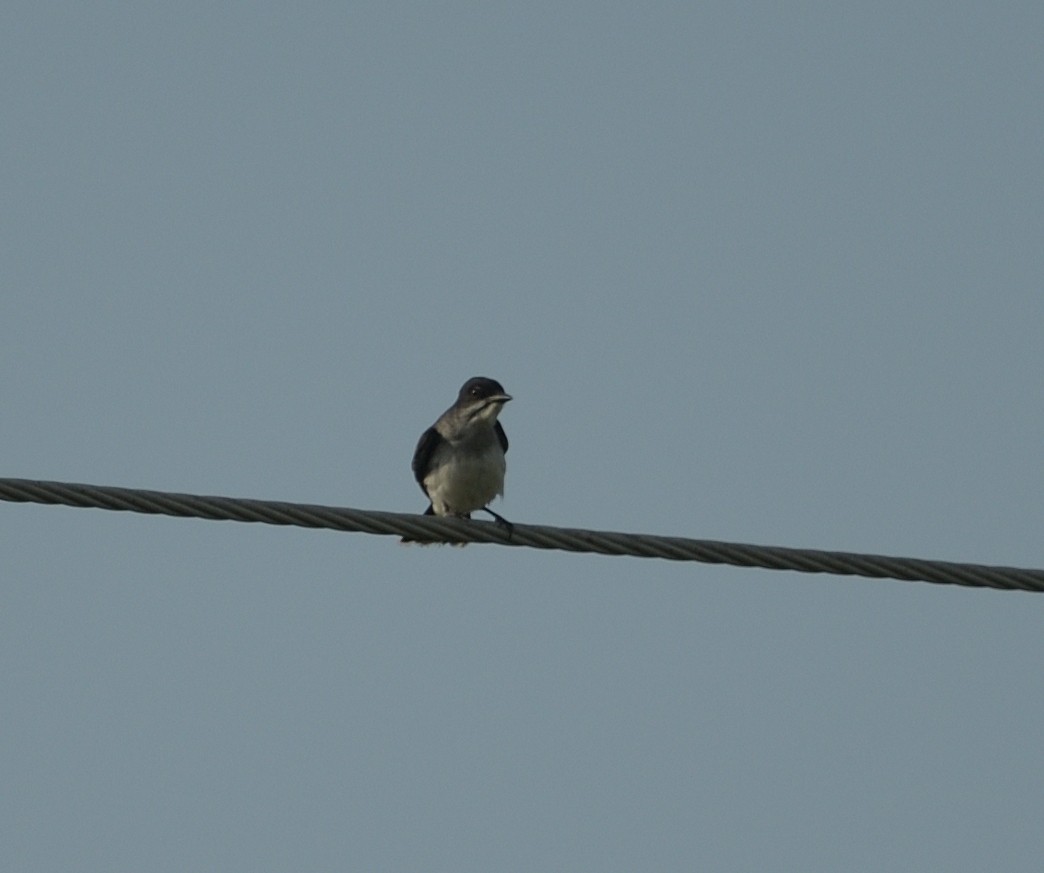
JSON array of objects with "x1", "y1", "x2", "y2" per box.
[{"x1": 481, "y1": 507, "x2": 513, "y2": 538}]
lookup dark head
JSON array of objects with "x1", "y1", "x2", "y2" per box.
[
  {"x1": 453, "y1": 377, "x2": 512, "y2": 421},
  {"x1": 457, "y1": 377, "x2": 509, "y2": 403}
]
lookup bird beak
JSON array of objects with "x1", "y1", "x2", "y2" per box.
[{"x1": 490, "y1": 394, "x2": 512, "y2": 404}]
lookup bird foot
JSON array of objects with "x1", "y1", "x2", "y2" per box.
[{"x1": 480, "y1": 507, "x2": 514, "y2": 538}]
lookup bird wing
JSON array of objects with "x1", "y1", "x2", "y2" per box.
[
  {"x1": 495, "y1": 421, "x2": 508, "y2": 453},
  {"x1": 411, "y1": 426, "x2": 445, "y2": 492}
]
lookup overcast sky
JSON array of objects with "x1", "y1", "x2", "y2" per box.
[{"x1": 3, "y1": 2, "x2": 1042, "y2": 871}]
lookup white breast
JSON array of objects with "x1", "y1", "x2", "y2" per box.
[{"x1": 423, "y1": 443, "x2": 506, "y2": 516}]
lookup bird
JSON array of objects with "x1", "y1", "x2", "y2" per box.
[{"x1": 402, "y1": 376, "x2": 512, "y2": 543}]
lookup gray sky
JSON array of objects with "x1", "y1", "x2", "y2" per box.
[{"x1": 3, "y1": 2, "x2": 1042, "y2": 870}]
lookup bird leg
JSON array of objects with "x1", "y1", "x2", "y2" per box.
[{"x1": 479, "y1": 506, "x2": 513, "y2": 537}]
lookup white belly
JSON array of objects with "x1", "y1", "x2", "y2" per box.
[{"x1": 423, "y1": 445, "x2": 506, "y2": 516}]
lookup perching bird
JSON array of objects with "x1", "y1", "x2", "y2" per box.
[{"x1": 403, "y1": 377, "x2": 512, "y2": 543}]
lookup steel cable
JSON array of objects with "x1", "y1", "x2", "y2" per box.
[{"x1": 2, "y1": 477, "x2": 1041, "y2": 592}]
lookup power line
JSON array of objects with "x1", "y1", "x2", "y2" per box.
[{"x1": 1, "y1": 477, "x2": 1041, "y2": 593}]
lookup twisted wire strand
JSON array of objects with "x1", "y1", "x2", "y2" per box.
[{"x1": 1, "y1": 477, "x2": 1041, "y2": 593}]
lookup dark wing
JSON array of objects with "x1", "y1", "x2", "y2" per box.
[
  {"x1": 411, "y1": 426, "x2": 444, "y2": 492},
  {"x1": 494, "y1": 421, "x2": 508, "y2": 453}
]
